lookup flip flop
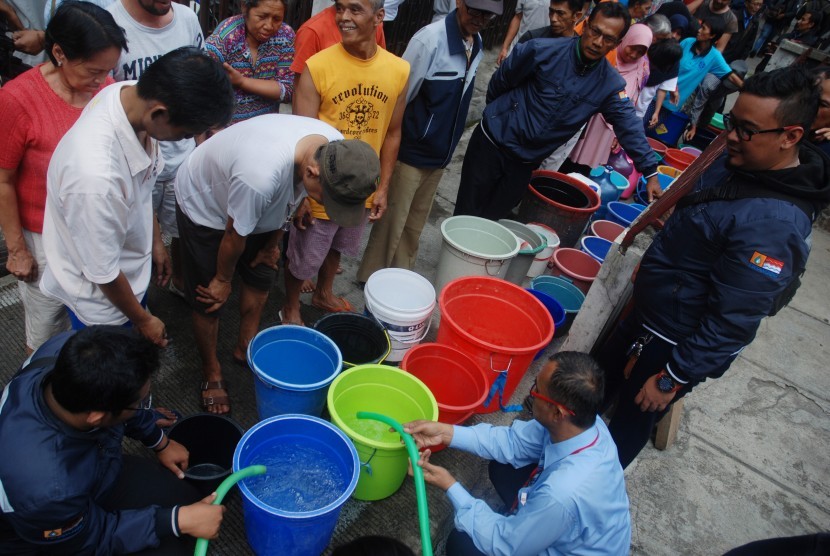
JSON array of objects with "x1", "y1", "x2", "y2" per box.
[
  {"x1": 200, "y1": 380, "x2": 231, "y2": 415},
  {"x1": 278, "y1": 309, "x2": 305, "y2": 326},
  {"x1": 311, "y1": 296, "x2": 353, "y2": 313}
]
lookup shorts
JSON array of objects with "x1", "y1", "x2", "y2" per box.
[
  {"x1": 286, "y1": 212, "x2": 368, "y2": 280},
  {"x1": 175, "y1": 204, "x2": 277, "y2": 316},
  {"x1": 153, "y1": 178, "x2": 179, "y2": 238},
  {"x1": 17, "y1": 230, "x2": 70, "y2": 350}
]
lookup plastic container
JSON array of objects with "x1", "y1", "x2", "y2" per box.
[
  {"x1": 657, "y1": 165, "x2": 683, "y2": 179},
  {"x1": 607, "y1": 201, "x2": 645, "y2": 228},
  {"x1": 590, "y1": 219, "x2": 625, "y2": 243},
  {"x1": 580, "y1": 236, "x2": 613, "y2": 263},
  {"x1": 710, "y1": 112, "x2": 725, "y2": 130},
  {"x1": 400, "y1": 343, "x2": 489, "y2": 427},
  {"x1": 168, "y1": 414, "x2": 244, "y2": 496},
  {"x1": 664, "y1": 148, "x2": 697, "y2": 171},
  {"x1": 312, "y1": 313, "x2": 391, "y2": 368},
  {"x1": 647, "y1": 137, "x2": 668, "y2": 158},
  {"x1": 588, "y1": 166, "x2": 627, "y2": 220},
  {"x1": 364, "y1": 268, "x2": 436, "y2": 363},
  {"x1": 517, "y1": 170, "x2": 600, "y2": 249},
  {"x1": 233, "y1": 415, "x2": 360, "y2": 556},
  {"x1": 247, "y1": 325, "x2": 342, "y2": 419},
  {"x1": 688, "y1": 126, "x2": 718, "y2": 151},
  {"x1": 327, "y1": 365, "x2": 438, "y2": 500},
  {"x1": 434, "y1": 216, "x2": 520, "y2": 294},
  {"x1": 634, "y1": 173, "x2": 674, "y2": 205},
  {"x1": 530, "y1": 275, "x2": 586, "y2": 338},
  {"x1": 436, "y1": 277, "x2": 554, "y2": 413},
  {"x1": 526, "y1": 289, "x2": 566, "y2": 350},
  {"x1": 680, "y1": 146, "x2": 702, "y2": 157},
  {"x1": 549, "y1": 248, "x2": 602, "y2": 294},
  {"x1": 497, "y1": 219, "x2": 547, "y2": 286},
  {"x1": 525, "y1": 223, "x2": 560, "y2": 278},
  {"x1": 647, "y1": 109, "x2": 690, "y2": 147}
]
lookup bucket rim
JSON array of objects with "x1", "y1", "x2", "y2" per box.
[
  {"x1": 437, "y1": 276, "x2": 554, "y2": 353},
  {"x1": 525, "y1": 289, "x2": 568, "y2": 328},
  {"x1": 497, "y1": 219, "x2": 548, "y2": 255},
  {"x1": 525, "y1": 222, "x2": 561, "y2": 248},
  {"x1": 365, "y1": 269, "x2": 437, "y2": 316},
  {"x1": 399, "y1": 343, "x2": 490, "y2": 413},
  {"x1": 327, "y1": 365, "x2": 439, "y2": 450},
  {"x1": 312, "y1": 313, "x2": 393, "y2": 367},
  {"x1": 527, "y1": 170, "x2": 601, "y2": 213},
  {"x1": 529, "y1": 276, "x2": 586, "y2": 311},
  {"x1": 440, "y1": 216, "x2": 521, "y2": 260},
  {"x1": 232, "y1": 414, "x2": 360, "y2": 518},
  {"x1": 552, "y1": 247, "x2": 602, "y2": 280},
  {"x1": 247, "y1": 325, "x2": 343, "y2": 391}
]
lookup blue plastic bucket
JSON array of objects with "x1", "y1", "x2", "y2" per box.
[
  {"x1": 247, "y1": 325, "x2": 343, "y2": 419},
  {"x1": 530, "y1": 276, "x2": 586, "y2": 337},
  {"x1": 527, "y1": 289, "x2": 566, "y2": 358},
  {"x1": 607, "y1": 202, "x2": 645, "y2": 228},
  {"x1": 580, "y1": 236, "x2": 613, "y2": 263},
  {"x1": 634, "y1": 174, "x2": 673, "y2": 205},
  {"x1": 647, "y1": 109, "x2": 690, "y2": 147},
  {"x1": 233, "y1": 414, "x2": 360, "y2": 556}
]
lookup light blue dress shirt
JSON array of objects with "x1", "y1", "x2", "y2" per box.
[{"x1": 446, "y1": 416, "x2": 631, "y2": 556}]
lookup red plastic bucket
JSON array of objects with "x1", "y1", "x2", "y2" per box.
[
  {"x1": 647, "y1": 137, "x2": 668, "y2": 157},
  {"x1": 590, "y1": 219, "x2": 625, "y2": 242},
  {"x1": 549, "y1": 248, "x2": 601, "y2": 294},
  {"x1": 517, "y1": 170, "x2": 600, "y2": 249},
  {"x1": 664, "y1": 148, "x2": 696, "y2": 171},
  {"x1": 436, "y1": 277, "x2": 554, "y2": 414},
  {"x1": 400, "y1": 343, "x2": 489, "y2": 427}
]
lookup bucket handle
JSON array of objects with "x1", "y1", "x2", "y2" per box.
[
  {"x1": 482, "y1": 371, "x2": 524, "y2": 413},
  {"x1": 359, "y1": 447, "x2": 379, "y2": 477},
  {"x1": 484, "y1": 259, "x2": 506, "y2": 276},
  {"x1": 489, "y1": 353, "x2": 513, "y2": 374},
  {"x1": 393, "y1": 318, "x2": 432, "y2": 345}
]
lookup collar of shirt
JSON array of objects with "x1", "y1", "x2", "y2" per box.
[
  {"x1": 542, "y1": 419, "x2": 601, "y2": 466},
  {"x1": 108, "y1": 82, "x2": 157, "y2": 178}
]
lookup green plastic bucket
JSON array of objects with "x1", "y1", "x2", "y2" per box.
[{"x1": 327, "y1": 364, "x2": 438, "y2": 501}]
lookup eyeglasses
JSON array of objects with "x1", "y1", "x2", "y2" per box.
[
  {"x1": 584, "y1": 24, "x2": 620, "y2": 46},
  {"x1": 464, "y1": 2, "x2": 498, "y2": 22},
  {"x1": 529, "y1": 381, "x2": 575, "y2": 416},
  {"x1": 127, "y1": 393, "x2": 153, "y2": 412},
  {"x1": 723, "y1": 113, "x2": 799, "y2": 142}
]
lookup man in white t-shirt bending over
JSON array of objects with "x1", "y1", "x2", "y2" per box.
[
  {"x1": 175, "y1": 115, "x2": 379, "y2": 414},
  {"x1": 40, "y1": 47, "x2": 235, "y2": 346}
]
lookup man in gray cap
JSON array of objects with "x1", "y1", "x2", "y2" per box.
[{"x1": 174, "y1": 114, "x2": 378, "y2": 414}]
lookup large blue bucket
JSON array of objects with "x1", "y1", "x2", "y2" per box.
[
  {"x1": 607, "y1": 202, "x2": 645, "y2": 228},
  {"x1": 530, "y1": 276, "x2": 586, "y2": 337},
  {"x1": 234, "y1": 414, "x2": 360, "y2": 555},
  {"x1": 247, "y1": 325, "x2": 343, "y2": 419},
  {"x1": 527, "y1": 289, "x2": 566, "y2": 359}
]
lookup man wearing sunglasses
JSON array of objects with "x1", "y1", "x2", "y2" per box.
[
  {"x1": 453, "y1": 1, "x2": 663, "y2": 219},
  {"x1": 404, "y1": 352, "x2": 630, "y2": 555},
  {"x1": 0, "y1": 326, "x2": 225, "y2": 554},
  {"x1": 599, "y1": 66, "x2": 830, "y2": 470}
]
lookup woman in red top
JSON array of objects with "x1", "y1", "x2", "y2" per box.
[{"x1": 0, "y1": 1, "x2": 127, "y2": 353}]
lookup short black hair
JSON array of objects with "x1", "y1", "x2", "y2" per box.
[
  {"x1": 244, "y1": 0, "x2": 286, "y2": 9},
  {"x1": 812, "y1": 65, "x2": 830, "y2": 81},
  {"x1": 629, "y1": 0, "x2": 651, "y2": 8},
  {"x1": 332, "y1": 536, "x2": 415, "y2": 556},
  {"x1": 700, "y1": 15, "x2": 726, "y2": 42},
  {"x1": 550, "y1": 0, "x2": 585, "y2": 15},
  {"x1": 47, "y1": 326, "x2": 160, "y2": 414},
  {"x1": 545, "y1": 352, "x2": 605, "y2": 429},
  {"x1": 589, "y1": 1, "x2": 632, "y2": 41},
  {"x1": 742, "y1": 65, "x2": 820, "y2": 139},
  {"x1": 136, "y1": 46, "x2": 236, "y2": 131},
  {"x1": 44, "y1": 0, "x2": 128, "y2": 66},
  {"x1": 648, "y1": 38, "x2": 682, "y2": 71}
]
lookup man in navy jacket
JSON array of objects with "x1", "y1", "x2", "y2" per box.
[
  {"x1": 599, "y1": 66, "x2": 830, "y2": 469},
  {"x1": 0, "y1": 327, "x2": 224, "y2": 554},
  {"x1": 357, "y1": 0, "x2": 501, "y2": 281},
  {"x1": 453, "y1": 1, "x2": 661, "y2": 221}
]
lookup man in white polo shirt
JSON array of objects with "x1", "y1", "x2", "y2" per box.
[
  {"x1": 40, "y1": 47, "x2": 235, "y2": 347},
  {"x1": 175, "y1": 114, "x2": 379, "y2": 413}
]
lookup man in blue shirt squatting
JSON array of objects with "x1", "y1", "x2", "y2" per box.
[
  {"x1": 453, "y1": 1, "x2": 663, "y2": 221},
  {"x1": 0, "y1": 327, "x2": 225, "y2": 554},
  {"x1": 404, "y1": 351, "x2": 630, "y2": 555}
]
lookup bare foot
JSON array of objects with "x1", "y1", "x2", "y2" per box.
[
  {"x1": 310, "y1": 293, "x2": 353, "y2": 313},
  {"x1": 336, "y1": 265, "x2": 343, "y2": 274},
  {"x1": 153, "y1": 407, "x2": 179, "y2": 428},
  {"x1": 279, "y1": 307, "x2": 305, "y2": 326},
  {"x1": 300, "y1": 280, "x2": 315, "y2": 294}
]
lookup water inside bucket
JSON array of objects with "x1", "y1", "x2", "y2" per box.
[
  {"x1": 244, "y1": 441, "x2": 348, "y2": 512},
  {"x1": 529, "y1": 175, "x2": 591, "y2": 208},
  {"x1": 185, "y1": 463, "x2": 227, "y2": 480}
]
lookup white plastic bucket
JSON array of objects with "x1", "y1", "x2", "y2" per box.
[
  {"x1": 525, "y1": 223, "x2": 560, "y2": 278},
  {"x1": 434, "y1": 216, "x2": 520, "y2": 293},
  {"x1": 364, "y1": 269, "x2": 436, "y2": 363}
]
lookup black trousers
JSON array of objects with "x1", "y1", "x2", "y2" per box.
[
  {"x1": 453, "y1": 124, "x2": 537, "y2": 220},
  {"x1": 444, "y1": 461, "x2": 536, "y2": 556}
]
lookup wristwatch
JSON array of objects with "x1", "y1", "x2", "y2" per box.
[{"x1": 655, "y1": 370, "x2": 682, "y2": 393}]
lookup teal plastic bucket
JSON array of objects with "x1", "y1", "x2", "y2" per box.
[
  {"x1": 233, "y1": 414, "x2": 360, "y2": 555},
  {"x1": 435, "y1": 216, "x2": 520, "y2": 293},
  {"x1": 247, "y1": 325, "x2": 343, "y2": 419},
  {"x1": 530, "y1": 276, "x2": 586, "y2": 337},
  {"x1": 327, "y1": 365, "x2": 438, "y2": 500},
  {"x1": 498, "y1": 219, "x2": 547, "y2": 285}
]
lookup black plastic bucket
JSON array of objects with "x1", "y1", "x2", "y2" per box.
[
  {"x1": 167, "y1": 414, "x2": 244, "y2": 496},
  {"x1": 312, "y1": 313, "x2": 391, "y2": 368}
]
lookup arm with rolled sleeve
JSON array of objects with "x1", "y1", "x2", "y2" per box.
[
  {"x1": 485, "y1": 41, "x2": 539, "y2": 104},
  {"x1": 601, "y1": 90, "x2": 659, "y2": 176},
  {"x1": 667, "y1": 215, "x2": 809, "y2": 384}
]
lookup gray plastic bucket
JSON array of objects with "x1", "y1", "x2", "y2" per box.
[
  {"x1": 497, "y1": 219, "x2": 547, "y2": 286},
  {"x1": 434, "y1": 216, "x2": 520, "y2": 293}
]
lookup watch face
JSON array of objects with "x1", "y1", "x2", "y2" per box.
[{"x1": 656, "y1": 375, "x2": 675, "y2": 393}]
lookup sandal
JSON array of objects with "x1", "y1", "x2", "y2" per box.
[
  {"x1": 311, "y1": 296, "x2": 353, "y2": 313},
  {"x1": 200, "y1": 380, "x2": 231, "y2": 414}
]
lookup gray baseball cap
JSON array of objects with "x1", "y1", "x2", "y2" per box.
[{"x1": 317, "y1": 140, "x2": 379, "y2": 227}]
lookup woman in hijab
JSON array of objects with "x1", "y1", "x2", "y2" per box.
[{"x1": 568, "y1": 23, "x2": 654, "y2": 170}]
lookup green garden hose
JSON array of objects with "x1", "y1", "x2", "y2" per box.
[
  {"x1": 356, "y1": 411, "x2": 433, "y2": 556},
  {"x1": 193, "y1": 465, "x2": 267, "y2": 556}
]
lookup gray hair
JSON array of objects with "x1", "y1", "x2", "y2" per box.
[
  {"x1": 644, "y1": 14, "x2": 671, "y2": 37},
  {"x1": 366, "y1": 0, "x2": 385, "y2": 12}
]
